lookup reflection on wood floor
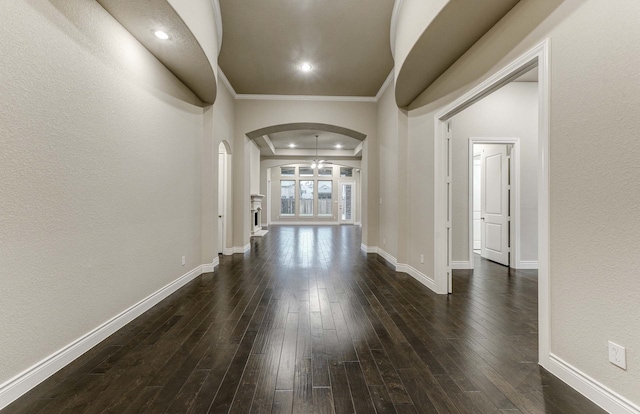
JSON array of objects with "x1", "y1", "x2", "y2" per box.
[{"x1": 3, "y1": 226, "x2": 605, "y2": 413}]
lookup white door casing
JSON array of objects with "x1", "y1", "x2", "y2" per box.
[{"x1": 481, "y1": 144, "x2": 510, "y2": 266}]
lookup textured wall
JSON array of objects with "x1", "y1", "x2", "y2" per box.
[
  {"x1": 0, "y1": 1, "x2": 204, "y2": 384},
  {"x1": 376, "y1": 80, "x2": 399, "y2": 258}
]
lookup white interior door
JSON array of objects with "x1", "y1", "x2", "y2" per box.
[
  {"x1": 339, "y1": 181, "x2": 354, "y2": 224},
  {"x1": 481, "y1": 145, "x2": 509, "y2": 265}
]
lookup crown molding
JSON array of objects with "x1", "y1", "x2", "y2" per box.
[
  {"x1": 217, "y1": 67, "x2": 238, "y2": 98},
  {"x1": 375, "y1": 70, "x2": 394, "y2": 101}
]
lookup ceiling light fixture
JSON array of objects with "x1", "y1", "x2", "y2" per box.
[
  {"x1": 299, "y1": 62, "x2": 312, "y2": 72},
  {"x1": 335, "y1": 144, "x2": 342, "y2": 149},
  {"x1": 289, "y1": 143, "x2": 296, "y2": 148},
  {"x1": 154, "y1": 30, "x2": 169, "y2": 40}
]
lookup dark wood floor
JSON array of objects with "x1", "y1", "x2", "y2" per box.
[{"x1": 3, "y1": 226, "x2": 604, "y2": 414}]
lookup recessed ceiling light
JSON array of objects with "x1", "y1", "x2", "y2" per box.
[
  {"x1": 299, "y1": 62, "x2": 312, "y2": 72},
  {"x1": 335, "y1": 144, "x2": 342, "y2": 149},
  {"x1": 289, "y1": 143, "x2": 296, "y2": 148},
  {"x1": 155, "y1": 30, "x2": 169, "y2": 40}
]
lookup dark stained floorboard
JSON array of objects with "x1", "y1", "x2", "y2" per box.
[{"x1": 2, "y1": 226, "x2": 605, "y2": 414}]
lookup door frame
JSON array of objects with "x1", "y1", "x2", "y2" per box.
[
  {"x1": 339, "y1": 180, "x2": 355, "y2": 224},
  {"x1": 468, "y1": 138, "x2": 520, "y2": 269},
  {"x1": 434, "y1": 39, "x2": 550, "y2": 365}
]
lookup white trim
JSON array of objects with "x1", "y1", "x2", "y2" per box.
[
  {"x1": 547, "y1": 354, "x2": 640, "y2": 414},
  {"x1": 235, "y1": 94, "x2": 377, "y2": 103},
  {"x1": 202, "y1": 256, "x2": 220, "y2": 273},
  {"x1": 389, "y1": 0, "x2": 404, "y2": 59},
  {"x1": 434, "y1": 40, "x2": 551, "y2": 367},
  {"x1": 232, "y1": 244, "x2": 251, "y2": 254},
  {"x1": 516, "y1": 261, "x2": 538, "y2": 269},
  {"x1": 375, "y1": 71, "x2": 394, "y2": 101},
  {"x1": 360, "y1": 243, "x2": 378, "y2": 254},
  {"x1": 223, "y1": 247, "x2": 234, "y2": 256},
  {"x1": 451, "y1": 261, "x2": 472, "y2": 269},
  {"x1": 467, "y1": 138, "x2": 521, "y2": 270},
  {"x1": 217, "y1": 68, "x2": 238, "y2": 98},
  {"x1": 376, "y1": 248, "x2": 398, "y2": 267},
  {"x1": 0, "y1": 264, "x2": 210, "y2": 410},
  {"x1": 395, "y1": 263, "x2": 436, "y2": 292},
  {"x1": 271, "y1": 221, "x2": 339, "y2": 226}
]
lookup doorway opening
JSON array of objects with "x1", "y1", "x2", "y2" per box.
[
  {"x1": 468, "y1": 140, "x2": 521, "y2": 269},
  {"x1": 339, "y1": 181, "x2": 355, "y2": 224},
  {"x1": 434, "y1": 40, "x2": 550, "y2": 364}
]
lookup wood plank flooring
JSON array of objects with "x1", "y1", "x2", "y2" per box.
[{"x1": 3, "y1": 226, "x2": 605, "y2": 413}]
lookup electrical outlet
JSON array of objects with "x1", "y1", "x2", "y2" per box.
[
  {"x1": 608, "y1": 341, "x2": 626, "y2": 370},
  {"x1": 181, "y1": 256, "x2": 186, "y2": 266},
  {"x1": 420, "y1": 254, "x2": 424, "y2": 264}
]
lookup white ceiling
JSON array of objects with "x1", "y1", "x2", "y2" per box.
[{"x1": 218, "y1": 0, "x2": 395, "y2": 97}]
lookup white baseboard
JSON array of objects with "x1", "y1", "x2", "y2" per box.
[
  {"x1": 395, "y1": 263, "x2": 437, "y2": 293},
  {"x1": 376, "y1": 248, "x2": 397, "y2": 267},
  {"x1": 516, "y1": 260, "x2": 539, "y2": 269},
  {"x1": 202, "y1": 257, "x2": 219, "y2": 273},
  {"x1": 232, "y1": 244, "x2": 250, "y2": 254},
  {"x1": 547, "y1": 354, "x2": 639, "y2": 414},
  {"x1": 0, "y1": 264, "x2": 211, "y2": 410},
  {"x1": 223, "y1": 247, "x2": 234, "y2": 256},
  {"x1": 451, "y1": 261, "x2": 473, "y2": 269},
  {"x1": 360, "y1": 243, "x2": 378, "y2": 254}
]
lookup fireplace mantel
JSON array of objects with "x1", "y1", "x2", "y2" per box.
[{"x1": 250, "y1": 194, "x2": 267, "y2": 236}]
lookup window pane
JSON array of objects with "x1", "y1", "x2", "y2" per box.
[
  {"x1": 340, "y1": 167, "x2": 353, "y2": 177},
  {"x1": 280, "y1": 180, "x2": 295, "y2": 215},
  {"x1": 299, "y1": 180, "x2": 314, "y2": 215},
  {"x1": 318, "y1": 167, "x2": 332, "y2": 176},
  {"x1": 299, "y1": 167, "x2": 314, "y2": 176},
  {"x1": 280, "y1": 166, "x2": 295, "y2": 176},
  {"x1": 318, "y1": 181, "x2": 332, "y2": 216}
]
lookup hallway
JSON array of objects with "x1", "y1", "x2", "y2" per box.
[{"x1": 4, "y1": 226, "x2": 603, "y2": 414}]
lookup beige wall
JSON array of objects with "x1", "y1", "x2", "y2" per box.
[
  {"x1": 450, "y1": 82, "x2": 538, "y2": 264},
  {"x1": 376, "y1": 80, "x2": 399, "y2": 259},
  {"x1": 396, "y1": 0, "x2": 640, "y2": 404},
  {"x1": 249, "y1": 140, "x2": 261, "y2": 195},
  {"x1": 0, "y1": 0, "x2": 208, "y2": 385}
]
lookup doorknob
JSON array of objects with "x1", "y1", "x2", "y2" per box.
[
  {"x1": 219, "y1": 215, "x2": 222, "y2": 218},
  {"x1": 481, "y1": 217, "x2": 485, "y2": 220}
]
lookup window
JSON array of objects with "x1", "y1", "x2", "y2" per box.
[
  {"x1": 280, "y1": 180, "x2": 295, "y2": 215},
  {"x1": 318, "y1": 181, "x2": 332, "y2": 216},
  {"x1": 280, "y1": 166, "x2": 295, "y2": 176},
  {"x1": 318, "y1": 167, "x2": 332, "y2": 176},
  {"x1": 299, "y1": 167, "x2": 314, "y2": 177},
  {"x1": 299, "y1": 180, "x2": 314, "y2": 215},
  {"x1": 340, "y1": 167, "x2": 353, "y2": 177}
]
